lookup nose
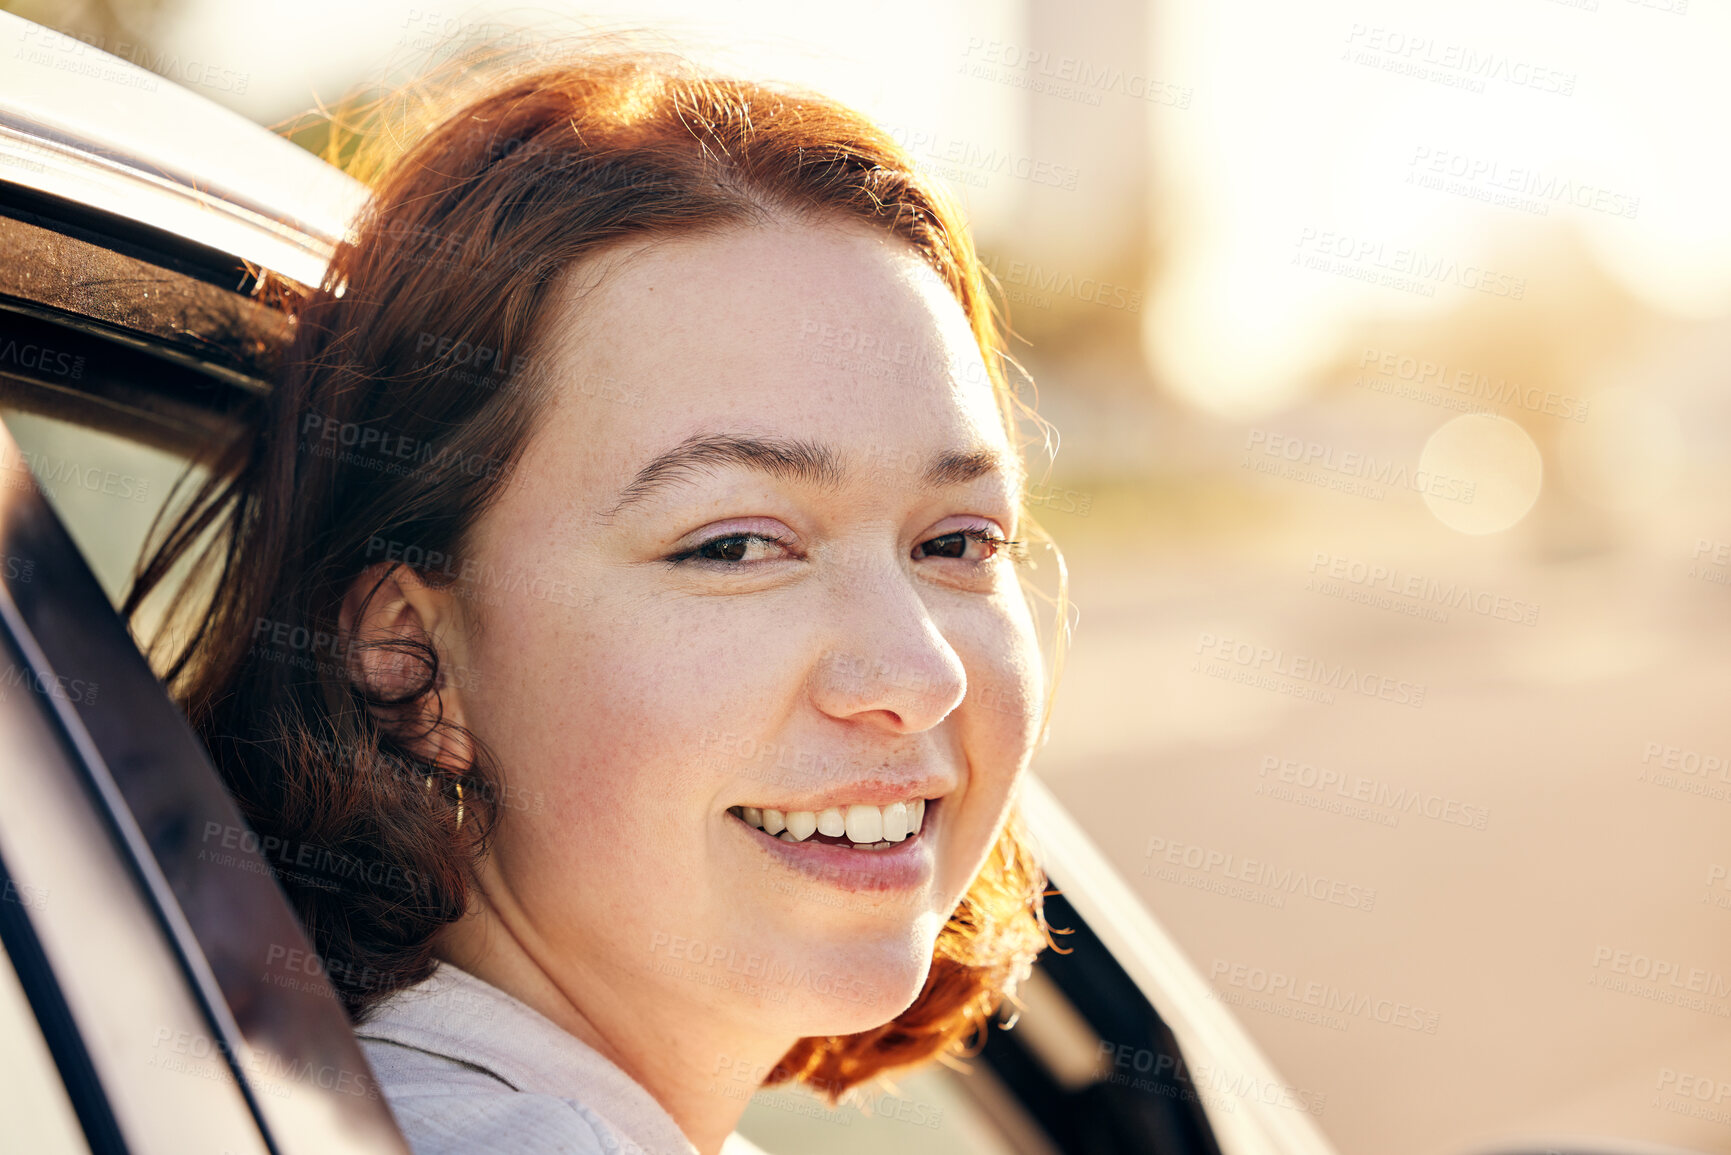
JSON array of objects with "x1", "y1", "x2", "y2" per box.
[{"x1": 806, "y1": 561, "x2": 968, "y2": 733}]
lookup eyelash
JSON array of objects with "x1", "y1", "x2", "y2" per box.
[
  {"x1": 931, "y1": 526, "x2": 1029, "y2": 565},
  {"x1": 668, "y1": 526, "x2": 1027, "y2": 568}
]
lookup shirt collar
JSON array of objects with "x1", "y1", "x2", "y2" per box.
[{"x1": 355, "y1": 960, "x2": 700, "y2": 1155}]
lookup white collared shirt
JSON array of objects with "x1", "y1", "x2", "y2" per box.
[{"x1": 355, "y1": 961, "x2": 771, "y2": 1155}]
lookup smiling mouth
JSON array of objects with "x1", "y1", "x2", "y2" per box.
[{"x1": 728, "y1": 798, "x2": 929, "y2": 851}]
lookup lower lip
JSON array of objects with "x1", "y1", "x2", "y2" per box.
[{"x1": 732, "y1": 806, "x2": 939, "y2": 894}]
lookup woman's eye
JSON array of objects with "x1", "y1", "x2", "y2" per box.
[
  {"x1": 914, "y1": 526, "x2": 1021, "y2": 564},
  {"x1": 672, "y1": 533, "x2": 790, "y2": 565},
  {"x1": 672, "y1": 526, "x2": 1021, "y2": 568}
]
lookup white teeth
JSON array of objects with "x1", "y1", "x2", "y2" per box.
[
  {"x1": 845, "y1": 804, "x2": 883, "y2": 844},
  {"x1": 740, "y1": 798, "x2": 931, "y2": 847},
  {"x1": 881, "y1": 801, "x2": 909, "y2": 842}
]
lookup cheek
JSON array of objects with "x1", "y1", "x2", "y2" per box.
[
  {"x1": 965, "y1": 586, "x2": 1046, "y2": 761},
  {"x1": 459, "y1": 583, "x2": 816, "y2": 832},
  {"x1": 940, "y1": 592, "x2": 1045, "y2": 879},
  {"x1": 456, "y1": 595, "x2": 726, "y2": 931}
]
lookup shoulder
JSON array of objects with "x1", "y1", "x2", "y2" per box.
[
  {"x1": 352, "y1": 965, "x2": 698, "y2": 1155},
  {"x1": 360, "y1": 1036, "x2": 631, "y2": 1155}
]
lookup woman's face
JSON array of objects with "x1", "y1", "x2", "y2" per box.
[{"x1": 442, "y1": 217, "x2": 1044, "y2": 1039}]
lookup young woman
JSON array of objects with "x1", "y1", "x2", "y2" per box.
[{"x1": 130, "y1": 47, "x2": 1064, "y2": 1155}]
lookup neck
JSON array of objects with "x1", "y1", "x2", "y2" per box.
[{"x1": 436, "y1": 898, "x2": 797, "y2": 1155}]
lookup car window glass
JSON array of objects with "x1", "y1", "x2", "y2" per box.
[{"x1": 0, "y1": 407, "x2": 201, "y2": 623}]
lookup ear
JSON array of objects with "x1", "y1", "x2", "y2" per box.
[{"x1": 338, "y1": 562, "x2": 474, "y2": 770}]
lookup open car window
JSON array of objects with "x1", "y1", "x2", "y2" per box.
[
  {"x1": 0, "y1": 409, "x2": 193, "y2": 607},
  {"x1": 0, "y1": 411, "x2": 409, "y2": 1154}
]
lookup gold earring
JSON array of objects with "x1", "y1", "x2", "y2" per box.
[{"x1": 424, "y1": 774, "x2": 465, "y2": 830}]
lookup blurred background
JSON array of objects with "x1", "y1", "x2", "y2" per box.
[{"x1": 3, "y1": 0, "x2": 1728, "y2": 1152}]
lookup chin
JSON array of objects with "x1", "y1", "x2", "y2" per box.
[
  {"x1": 779, "y1": 965, "x2": 931, "y2": 1039},
  {"x1": 769, "y1": 919, "x2": 941, "y2": 1038}
]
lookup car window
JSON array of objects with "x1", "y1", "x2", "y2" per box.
[
  {"x1": 0, "y1": 409, "x2": 411, "y2": 1155},
  {"x1": 0, "y1": 408, "x2": 194, "y2": 609},
  {"x1": 0, "y1": 932, "x2": 90, "y2": 1154}
]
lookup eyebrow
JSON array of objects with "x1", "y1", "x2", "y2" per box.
[{"x1": 599, "y1": 432, "x2": 1016, "y2": 521}]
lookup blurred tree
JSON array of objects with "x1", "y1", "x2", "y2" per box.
[{"x1": 1, "y1": 0, "x2": 177, "y2": 47}]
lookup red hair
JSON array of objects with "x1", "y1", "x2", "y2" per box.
[{"x1": 129, "y1": 47, "x2": 1061, "y2": 1098}]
